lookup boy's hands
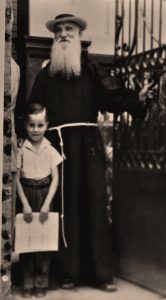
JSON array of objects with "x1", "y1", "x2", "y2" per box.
[
  {"x1": 39, "y1": 203, "x2": 49, "y2": 223},
  {"x1": 23, "y1": 204, "x2": 33, "y2": 223},
  {"x1": 23, "y1": 204, "x2": 50, "y2": 223}
]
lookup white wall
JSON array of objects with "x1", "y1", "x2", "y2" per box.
[
  {"x1": 29, "y1": 0, "x2": 166, "y2": 55},
  {"x1": 29, "y1": 0, "x2": 115, "y2": 54},
  {"x1": 120, "y1": 0, "x2": 166, "y2": 53}
]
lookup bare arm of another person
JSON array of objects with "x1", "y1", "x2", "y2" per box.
[{"x1": 16, "y1": 169, "x2": 33, "y2": 223}]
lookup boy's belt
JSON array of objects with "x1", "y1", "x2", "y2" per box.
[{"x1": 21, "y1": 175, "x2": 51, "y2": 188}]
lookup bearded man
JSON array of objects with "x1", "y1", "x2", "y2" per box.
[{"x1": 28, "y1": 14, "x2": 151, "y2": 291}]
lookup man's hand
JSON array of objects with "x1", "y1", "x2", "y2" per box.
[
  {"x1": 39, "y1": 203, "x2": 49, "y2": 223},
  {"x1": 23, "y1": 204, "x2": 33, "y2": 223},
  {"x1": 139, "y1": 81, "x2": 156, "y2": 102}
]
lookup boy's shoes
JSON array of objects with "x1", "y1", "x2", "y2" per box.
[
  {"x1": 35, "y1": 287, "x2": 46, "y2": 298},
  {"x1": 22, "y1": 288, "x2": 33, "y2": 298},
  {"x1": 100, "y1": 282, "x2": 117, "y2": 292}
]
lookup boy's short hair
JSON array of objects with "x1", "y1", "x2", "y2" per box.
[{"x1": 24, "y1": 102, "x2": 48, "y2": 121}]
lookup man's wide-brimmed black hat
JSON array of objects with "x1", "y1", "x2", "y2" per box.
[{"x1": 46, "y1": 13, "x2": 87, "y2": 32}]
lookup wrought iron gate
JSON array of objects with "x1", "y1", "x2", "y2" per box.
[
  {"x1": 112, "y1": 0, "x2": 166, "y2": 171},
  {"x1": 112, "y1": 0, "x2": 166, "y2": 296},
  {"x1": 113, "y1": 45, "x2": 166, "y2": 170}
]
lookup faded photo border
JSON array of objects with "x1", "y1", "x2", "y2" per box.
[{"x1": 1, "y1": 1, "x2": 166, "y2": 299}]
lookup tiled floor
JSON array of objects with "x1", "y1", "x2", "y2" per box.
[{"x1": 12, "y1": 278, "x2": 165, "y2": 300}]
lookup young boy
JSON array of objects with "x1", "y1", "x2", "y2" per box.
[{"x1": 16, "y1": 102, "x2": 63, "y2": 298}]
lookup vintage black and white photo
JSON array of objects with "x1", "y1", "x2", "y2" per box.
[{"x1": 1, "y1": 1, "x2": 166, "y2": 299}]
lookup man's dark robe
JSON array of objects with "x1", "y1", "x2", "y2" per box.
[{"x1": 28, "y1": 56, "x2": 146, "y2": 285}]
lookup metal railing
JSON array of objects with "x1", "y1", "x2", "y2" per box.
[{"x1": 113, "y1": 0, "x2": 166, "y2": 170}]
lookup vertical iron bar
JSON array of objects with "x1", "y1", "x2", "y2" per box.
[
  {"x1": 128, "y1": 0, "x2": 131, "y2": 48},
  {"x1": 159, "y1": 0, "x2": 162, "y2": 46},
  {"x1": 157, "y1": 77, "x2": 160, "y2": 152},
  {"x1": 135, "y1": 0, "x2": 139, "y2": 54},
  {"x1": 157, "y1": 0, "x2": 163, "y2": 152},
  {"x1": 114, "y1": 0, "x2": 118, "y2": 56},
  {"x1": 143, "y1": 0, "x2": 146, "y2": 52},
  {"x1": 127, "y1": 0, "x2": 132, "y2": 151},
  {"x1": 121, "y1": 0, "x2": 124, "y2": 56},
  {"x1": 113, "y1": 0, "x2": 118, "y2": 176},
  {"x1": 151, "y1": 0, "x2": 154, "y2": 49}
]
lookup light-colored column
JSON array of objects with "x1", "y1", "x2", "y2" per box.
[
  {"x1": 1, "y1": 1, "x2": 13, "y2": 299},
  {"x1": 0, "y1": 0, "x2": 5, "y2": 274}
]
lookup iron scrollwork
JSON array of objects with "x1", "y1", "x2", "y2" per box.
[{"x1": 113, "y1": 46, "x2": 166, "y2": 170}]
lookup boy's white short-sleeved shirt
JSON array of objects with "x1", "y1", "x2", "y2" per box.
[{"x1": 17, "y1": 137, "x2": 63, "y2": 180}]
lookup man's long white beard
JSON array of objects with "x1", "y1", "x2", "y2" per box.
[{"x1": 49, "y1": 35, "x2": 81, "y2": 79}]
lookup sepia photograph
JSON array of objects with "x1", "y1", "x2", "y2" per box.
[{"x1": 1, "y1": 0, "x2": 166, "y2": 299}]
